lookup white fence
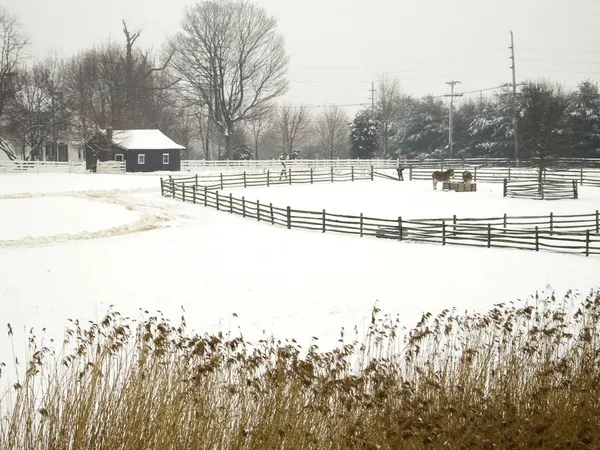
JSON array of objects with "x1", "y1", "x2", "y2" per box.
[
  {"x1": 181, "y1": 159, "x2": 401, "y2": 172},
  {"x1": 0, "y1": 160, "x2": 86, "y2": 174},
  {"x1": 97, "y1": 161, "x2": 126, "y2": 174}
]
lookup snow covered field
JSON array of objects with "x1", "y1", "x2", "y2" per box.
[{"x1": 1, "y1": 172, "x2": 599, "y2": 382}]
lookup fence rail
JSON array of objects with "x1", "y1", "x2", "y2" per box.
[
  {"x1": 180, "y1": 157, "x2": 600, "y2": 171},
  {"x1": 407, "y1": 166, "x2": 600, "y2": 187},
  {"x1": 0, "y1": 160, "x2": 86, "y2": 174},
  {"x1": 503, "y1": 178, "x2": 579, "y2": 200},
  {"x1": 161, "y1": 168, "x2": 600, "y2": 257},
  {"x1": 96, "y1": 160, "x2": 126, "y2": 174}
]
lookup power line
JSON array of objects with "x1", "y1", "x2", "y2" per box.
[
  {"x1": 288, "y1": 67, "x2": 508, "y2": 84},
  {"x1": 290, "y1": 59, "x2": 506, "y2": 76},
  {"x1": 521, "y1": 58, "x2": 600, "y2": 65},
  {"x1": 290, "y1": 49, "x2": 507, "y2": 69},
  {"x1": 521, "y1": 48, "x2": 600, "y2": 55}
]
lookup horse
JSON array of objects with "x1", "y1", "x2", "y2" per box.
[
  {"x1": 432, "y1": 169, "x2": 454, "y2": 190},
  {"x1": 462, "y1": 170, "x2": 473, "y2": 184}
]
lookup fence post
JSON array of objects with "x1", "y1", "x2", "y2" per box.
[
  {"x1": 474, "y1": 167, "x2": 477, "y2": 182},
  {"x1": 596, "y1": 210, "x2": 599, "y2": 234},
  {"x1": 160, "y1": 177, "x2": 164, "y2": 196},
  {"x1": 289, "y1": 168, "x2": 292, "y2": 185},
  {"x1": 398, "y1": 217, "x2": 403, "y2": 241},
  {"x1": 171, "y1": 178, "x2": 175, "y2": 198},
  {"x1": 503, "y1": 213, "x2": 507, "y2": 234},
  {"x1": 573, "y1": 180, "x2": 578, "y2": 199},
  {"x1": 243, "y1": 171, "x2": 247, "y2": 188},
  {"x1": 442, "y1": 220, "x2": 446, "y2": 246},
  {"x1": 182, "y1": 185, "x2": 186, "y2": 202},
  {"x1": 257, "y1": 200, "x2": 261, "y2": 221},
  {"x1": 503, "y1": 178, "x2": 508, "y2": 197},
  {"x1": 586, "y1": 230, "x2": 590, "y2": 257},
  {"x1": 580, "y1": 166, "x2": 584, "y2": 186},
  {"x1": 370, "y1": 165, "x2": 374, "y2": 181},
  {"x1": 535, "y1": 226, "x2": 539, "y2": 251},
  {"x1": 195, "y1": 173, "x2": 198, "y2": 186},
  {"x1": 216, "y1": 191, "x2": 220, "y2": 210},
  {"x1": 270, "y1": 203, "x2": 274, "y2": 225},
  {"x1": 351, "y1": 166, "x2": 355, "y2": 182},
  {"x1": 204, "y1": 187, "x2": 208, "y2": 207},
  {"x1": 550, "y1": 212, "x2": 553, "y2": 234},
  {"x1": 220, "y1": 173, "x2": 224, "y2": 190},
  {"x1": 487, "y1": 224, "x2": 492, "y2": 248},
  {"x1": 331, "y1": 166, "x2": 334, "y2": 183},
  {"x1": 409, "y1": 165, "x2": 413, "y2": 181},
  {"x1": 242, "y1": 197, "x2": 245, "y2": 217},
  {"x1": 322, "y1": 209, "x2": 326, "y2": 233},
  {"x1": 286, "y1": 206, "x2": 291, "y2": 229},
  {"x1": 310, "y1": 168, "x2": 313, "y2": 184},
  {"x1": 508, "y1": 166, "x2": 511, "y2": 180},
  {"x1": 267, "y1": 170, "x2": 270, "y2": 187},
  {"x1": 453, "y1": 215, "x2": 457, "y2": 236},
  {"x1": 192, "y1": 185, "x2": 196, "y2": 204},
  {"x1": 360, "y1": 213, "x2": 363, "y2": 237}
]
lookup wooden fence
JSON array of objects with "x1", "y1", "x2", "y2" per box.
[
  {"x1": 97, "y1": 160, "x2": 126, "y2": 174},
  {"x1": 407, "y1": 166, "x2": 600, "y2": 187},
  {"x1": 160, "y1": 168, "x2": 600, "y2": 257},
  {"x1": 0, "y1": 160, "x2": 86, "y2": 174},
  {"x1": 180, "y1": 157, "x2": 600, "y2": 171},
  {"x1": 503, "y1": 178, "x2": 579, "y2": 200}
]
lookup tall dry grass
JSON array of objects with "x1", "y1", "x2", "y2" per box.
[{"x1": 2, "y1": 289, "x2": 600, "y2": 449}]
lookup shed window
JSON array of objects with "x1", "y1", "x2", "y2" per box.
[
  {"x1": 163, "y1": 153, "x2": 170, "y2": 164},
  {"x1": 138, "y1": 154, "x2": 145, "y2": 164},
  {"x1": 115, "y1": 154, "x2": 124, "y2": 162}
]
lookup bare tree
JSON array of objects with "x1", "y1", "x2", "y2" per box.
[
  {"x1": 0, "y1": 7, "x2": 28, "y2": 120},
  {"x1": 273, "y1": 104, "x2": 310, "y2": 157},
  {"x1": 0, "y1": 7, "x2": 29, "y2": 160},
  {"x1": 171, "y1": 0, "x2": 289, "y2": 160},
  {"x1": 315, "y1": 105, "x2": 350, "y2": 159},
  {"x1": 376, "y1": 74, "x2": 403, "y2": 158},
  {"x1": 245, "y1": 102, "x2": 273, "y2": 160}
]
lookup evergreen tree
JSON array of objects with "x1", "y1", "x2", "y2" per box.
[
  {"x1": 468, "y1": 88, "x2": 514, "y2": 158},
  {"x1": 350, "y1": 108, "x2": 378, "y2": 159},
  {"x1": 400, "y1": 96, "x2": 447, "y2": 158},
  {"x1": 565, "y1": 80, "x2": 600, "y2": 157}
]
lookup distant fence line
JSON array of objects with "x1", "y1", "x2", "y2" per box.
[
  {"x1": 0, "y1": 160, "x2": 86, "y2": 174},
  {"x1": 161, "y1": 168, "x2": 600, "y2": 257},
  {"x1": 3, "y1": 157, "x2": 600, "y2": 175},
  {"x1": 181, "y1": 157, "x2": 600, "y2": 172}
]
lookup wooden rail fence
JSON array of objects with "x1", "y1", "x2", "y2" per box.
[
  {"x1": 407, "y1": 166, "x2": 600, "y2": 187},
  {"x1": 503, "y1": 178, "x2": 578, "y2": 200},
  {"x1": 160, "y1": 168, "x2": 600, "y2": 257}
]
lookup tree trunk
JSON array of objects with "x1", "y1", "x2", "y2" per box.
[
  {"x1": 225, "y1": 121, "x2": 234, "y2": 159},
  {"x1": 226, "y1": 133, "x2": 234, "y2": 160}
]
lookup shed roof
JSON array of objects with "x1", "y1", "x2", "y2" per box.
[{"x1": 100, "y1": 129, "x2": 185, "y2": 151}]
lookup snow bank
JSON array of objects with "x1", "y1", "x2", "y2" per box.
[{"x1": 0, "y1": 197, "x2": 140, "y2": 241}]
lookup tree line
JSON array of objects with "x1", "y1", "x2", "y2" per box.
[
  {"x1": 1, "y1": 2, "x2": 598, "y2": 162},
  {"x1": 350, "y1": 76, "x2": 600, "y2": 161}
]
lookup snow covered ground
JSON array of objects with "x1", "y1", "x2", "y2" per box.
[{"x1": 1, "y1": 172, "x2": 599, "y2": 386}]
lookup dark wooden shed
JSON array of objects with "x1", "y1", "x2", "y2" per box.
[{"x1": 85, "y1": 129, "x2": 185, "y2": 173}]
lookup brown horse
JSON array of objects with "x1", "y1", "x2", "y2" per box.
[
  {"x1": 462, "y1": 170, "x2": 473, "y2": 184},
  {"x1": 432, "y1": 169, "x2": 454, "y2": 190}
]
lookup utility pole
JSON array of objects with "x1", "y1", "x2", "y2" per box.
[
  {"x1": 370, "y1": 81, "x2": 376, "y2": 112},
  {"x1": 510, "y1": 30, "x2": 520, "y2": 163},
  {"x1": 444, "y1": 80, "x2": 463, "y2": 160}
]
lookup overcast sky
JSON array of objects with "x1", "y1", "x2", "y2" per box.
[{"x1": 6, "y1": 0, "x2": 600, "y2": 115}]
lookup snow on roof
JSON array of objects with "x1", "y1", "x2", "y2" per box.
[{"x1": 101, "y1": 129, "x2": 185, "y2": 151}]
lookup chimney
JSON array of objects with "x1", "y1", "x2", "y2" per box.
[{"x1": 106, "y1": 127, "x2": 113, "y2": 143}]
